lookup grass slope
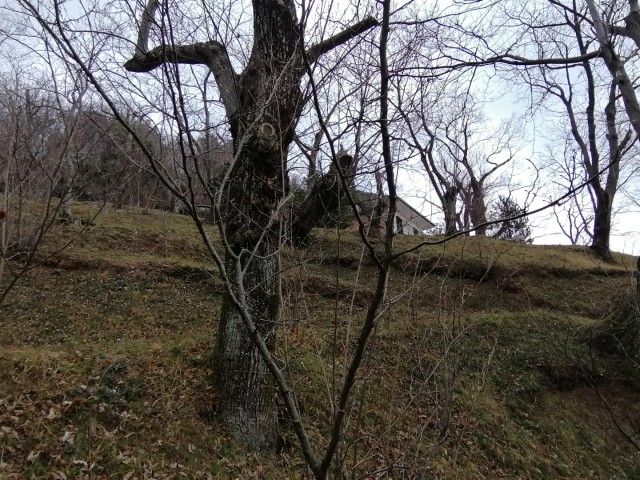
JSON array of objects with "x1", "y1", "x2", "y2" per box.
[{"x1": 1, "y1": 204, "x2": 639, "y2": 479}]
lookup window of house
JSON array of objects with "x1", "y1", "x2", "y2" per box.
[{"x1": 396, "y1": 215, "x2": 403, "y2": 233}]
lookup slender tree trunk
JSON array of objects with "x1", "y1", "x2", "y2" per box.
[
  {"x1": 60, "y1": 153, "x2": 75, "y2": 220},
  {"x1": 368, "y1": 168, "x2": 386, "y2": 238},
  {"x1": 591, "y1": 189, "x2": 613, "y2": 260},
  {"x1": 443, "y1": 186, "x2": 458, "y2": 236},
  {"x1": 0, "y1": 138, "x2": 12, "y2": 288},
  {"x1": 589, "y1": 81, "x2": 628, "y2": 261},
  {"x1": 305, "y1": 130, "x2": 323, "y2": 189},
  {"x1": 469, "y1": 181, "x2": 487, "y2": 236}
]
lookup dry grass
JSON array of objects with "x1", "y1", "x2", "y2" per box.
[{"x1": 1, "y1": 204, "x2": 639, "y2": 478}]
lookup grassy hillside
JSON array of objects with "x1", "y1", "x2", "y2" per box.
[{"x1": 1, "y1": 204, "x2": 639, "y2": 479}]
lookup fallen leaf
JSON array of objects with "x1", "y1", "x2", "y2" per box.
[
  {"x1": 46, "y1": 406, "x2": 60, "y2": 420},
  {"x1": 27, "y1": 451, "x2": 40, "y2": 463},
  {"x1": 60, "y1": 430, "x2": 75, "y2": 444}
]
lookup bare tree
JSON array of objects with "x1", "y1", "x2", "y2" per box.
[
  {"x1": 121, "y1": 0, "x2": 378, "y2": 451},
  {"x1": 585, "y1": 0, "x2": 640, "y2": 137},
  {"x1": 550, "y1": 145, "x2": 596, "y2": 245},
  {"x1": 399, "y1": 78, "x2": 462, "y2": 237},
  {"x1": 400, "y1": 80, "x2": 518, "y2": 237},
  {"x1": 12, "y1": 0, "x2": 385, "y2": 469},
  {"x1": 521, "y1": 0, "x2": 636, "y2": 259},
  {"x1": 0, "y1": 64, "x2": 102, "y2": 304}
]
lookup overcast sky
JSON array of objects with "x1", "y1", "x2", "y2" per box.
[{"x1": 398, "y1": 73, "x2": 640, "y2": 256}]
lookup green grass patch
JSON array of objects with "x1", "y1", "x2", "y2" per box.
[{"x1": 1, "y1": 204, "x2": 639, "y2": 478}]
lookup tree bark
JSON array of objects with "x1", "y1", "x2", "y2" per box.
[
  {"x1": 590, "y1": 81, "x2": 628, "y2": 261},
  {"x1": 368, "y1": 168, "x2": 386, "y2": 238},
  {"x1": 591, "y1": 189, "x2": 613, "y2": 260},
  {"x1": 443, "y1": 186, "x2": 458, "y2": 236},
  {"x1": 214, "y1": 0, "x2": 303, "y2": 448},
  {"x1": 611, "y1": 1, "x2": 640, "y2": 49},
  {"x1": 215, "y1": 252, "x2": 280, "y2": 449},
  {"x1": 304, "y1": 130, "x2": 324, "y2": 189},
  {"x1": 291, "y1": 150, "x2": 355, "y2": 245},
  {"x1": 469, "y1": 180, "x2": 488, "y2": 236},
  {"x1": 585, "y1": 0, "x2": 640, "y2": 137}
]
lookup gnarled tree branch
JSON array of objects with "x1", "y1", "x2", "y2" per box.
[
  {"x1": 124, "y1": 41, "x2": 239, "y2": 118},
  {"x1": 609, "y1": 0, "x2": 640, "y2": 49},
  {"x1": 291, "y1": 149, "x2": 356, "y2": 245},
  {"x1": 125, "y1": 41, "x2": 218, "y2": 71},
  {"x1": 306, "y1": 16, "x2": 379, "y2": 63}
]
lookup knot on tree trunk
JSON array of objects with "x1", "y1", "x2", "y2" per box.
[{"x1": 247, "y1": 122, "x2": 281, "y2": 153}]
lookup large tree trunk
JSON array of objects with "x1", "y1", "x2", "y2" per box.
[
  {"x1": 215, "y1": 249, "x2": 280, "y2": 449},
  {"x1": 123, "y1": 0, "x2": 376, "y2": 452},
  {"x1": 214, "y1": 0, "x2": 303, "y2": 448},
  {"x1": 216, "y1": 148, "x2": 290, "y2": 449}
]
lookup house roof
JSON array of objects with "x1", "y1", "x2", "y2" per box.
[{"x1": 354, "y1": 191, "x2": 434, "y2": 231}]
